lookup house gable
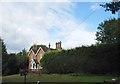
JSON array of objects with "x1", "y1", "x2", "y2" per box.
[
  {"x1": 35, "y1": 47, "x2": 46, "y2": 64},
  {"x1": 28, "y1": 49, "x2": 36, "y2": 61},
  {"x1": 28, "y1": 49, "x2": 36, "y2": 70}
]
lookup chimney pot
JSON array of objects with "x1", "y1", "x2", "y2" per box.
[{"x1": 48, "y1": 43, "x2": 51, "y2": 50}]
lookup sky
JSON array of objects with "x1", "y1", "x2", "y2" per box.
[{"x1": 0, "y1": 0, "x2": 118, "y2": 53}]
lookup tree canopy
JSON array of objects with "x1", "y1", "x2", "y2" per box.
[
  {"x1": 95, "y1": 18, "x2": 120, "y2": 44},
  {"x1": 1, "y1": 38, "x2": 29, "y2": 76},
  {"x1": 16, "y1": 49, "x2": 29, "y2": 69},
  {"x1": 100, "y1": 1, "x2": 120, "y2": 14},
  {"x1": 41, "y1": 44, "x2": 120, "y2": 75},
  {"x1": 1, "y1": 38, "x2": 9, "y2": 75}
]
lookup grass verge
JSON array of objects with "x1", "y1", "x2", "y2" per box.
[{"x1": 2, "y1": 73, "x2": 119, "y2": 83}]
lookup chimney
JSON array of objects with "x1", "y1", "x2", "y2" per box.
[
  {"x1": 60, "y1": 41, "x2": 62, "y2": 49},
  {"x1": 56, "y1": 42, "x2": 58, "y2": 50},
  {"x1": 56, "y1": 41, "x2": 62, "y2": 50},
  {"x1": 33, "y1": 43, "x2": 37, "y2": 50},
  {"x1": 48, "y1": 43, "x2": 51, "y2": 50}
]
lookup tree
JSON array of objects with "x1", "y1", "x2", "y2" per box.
[
  {"x1": 1, "y1": 38, "x2": 29, "y2": 75},
  {"x1": 1, "y1": 38, "x2": 9, "y2": 75},
  {"x1": 1, "y1": 38, "x2": 20, "y2": 75},
  {"x1": 41, "y1": 44, "x2": 120, "y2": 75},
  {"x1": 95, "y1": 18, "x2": 120, "y2": 44},
  {"x1": 1, "y1": 38, "x2": 8, "y2": 62},
  {"x1": 100, "y1": 1, "x2": 120, "y2": 14},
  {"x1": 6, "y1": 53, "x2": 19, "y2": 75},
  {"x1": 16, "y1": 49, "x2": 29, "y2": 69}
]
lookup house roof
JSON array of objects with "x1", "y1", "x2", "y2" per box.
[{"x1": 29, "y1": 44, "x2": 55, "y2": 54}]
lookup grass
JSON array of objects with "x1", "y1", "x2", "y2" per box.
[{"x1": 2, "y1": 73, "x2": 119, "y2": 83}]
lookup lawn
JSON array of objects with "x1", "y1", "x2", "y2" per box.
[{"x1": 2, "y1": 73, "x2": 119, "y2": 84}]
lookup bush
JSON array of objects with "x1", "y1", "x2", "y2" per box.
[{"x1": 41, "y1": 43, "x2": 120, "y2": 75}]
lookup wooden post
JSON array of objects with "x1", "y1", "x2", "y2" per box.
[
  {"x1": 23, "y1": 68, "x2": 28, "y2": 84},
  {"x1": 24, "y1": 74, "x2": 26, "y2": 84}
]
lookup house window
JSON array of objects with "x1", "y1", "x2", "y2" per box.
[
  {"x1": 40, "y1": 53, "x2": 42, "y2": 59},
  {"x1": 31, "y1": 59, "x2": 36, "y2": 69},
  {"x1": 33, "y1": 63, "x2": 35, "y2": 68}
]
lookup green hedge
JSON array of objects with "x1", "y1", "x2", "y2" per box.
[{"x1": 41, "y1": 44, "x2": 120, "y2": 75}]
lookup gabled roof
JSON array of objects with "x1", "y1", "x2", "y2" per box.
[
  {"x1": 29, "y1": 45, "x2": 55, "y2": 54},
  {"x1": 27, "y1": 49, "x2": 35, "y2": 56}
]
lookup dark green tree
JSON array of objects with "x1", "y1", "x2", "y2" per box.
[
  {"x1": 1, "y1": 38, "x2": 8, "y2": 62},
  {"x1": 100, "y1": 1, "x2": 120, "y2": 14},
  {"x1": 16, "y1": 49, "x2": 29, "y2": 69},
  {"x1": 6, "y1": 53, "x2": 19, "y2": 75},
  {"x1": 1, "y1": 38, "x2": 9, "y2": 75},
  {"x1": 95, "y1": 18, "x2": 120, "y2": 44}
]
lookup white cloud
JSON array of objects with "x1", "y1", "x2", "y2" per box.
[
  {"x1": 0, "y1": 0, "x2": 112, "y2": 2},
  {"x1": 0, "y1": 0, "x2": 72, "y2": 2},
  {"x1": 1, "y1": 2, "x2": 96, "y2": 53},
  {"x1": 57, "y1": 19, "x2": 96, "y2": 49},
  {"x1": 64, "y1": 29, "x2": 96, "y2": 49},
  {"x1": 90, "y1": 3, "x2": 101, "y2": 11}
]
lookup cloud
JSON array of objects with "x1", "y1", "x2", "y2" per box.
[
  {"x1": 1, "y1": 2, "x2": 96, "y2": 53},
  {"x1": 90, "y1": 3, "x2": 101, "y2": 11},
  {"x1": 0, "y1": 0, "x2": 71, "y2": 2},
  {"x1": 0, "y1": 0, "x2": 112, "y2": 2},
  {"x1": 57, "y1": 19, "x2": 96, "y2": 49}
]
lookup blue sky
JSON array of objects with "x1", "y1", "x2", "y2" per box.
[
  {"x1": 0, "y1": 1, "x2": 118, "y2": 53},
  {"x1": 72, "y1": 2, "x2": 118, "y2": 31}
]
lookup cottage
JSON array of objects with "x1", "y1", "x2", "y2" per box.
[{"x1": 28, "y1": 41, "x2": 62, "y2": 72}]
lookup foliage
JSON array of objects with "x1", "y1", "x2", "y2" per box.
[
  {"x1": 100, "y1": 1, "x2": 120, "y2": 14},
  {"x1": 1, "y1": 37, "x2": 28, "y2": 76},
  {"x1": 4, "y1": 53, "x2": 19, "y2": 75},
  {"x1": 1, "y1": 38, "x2": 18, "y2": 75},
  {"x1": 96, "y1": 18, "x2": 120, "y2": 44},
  {"x1": 1, "y1": 38, "x2": 9, "y2": 76},
  {"x1": 16, "y1": 49, "x2": 29, "y2": 69},
  {"x1": 41, "y1": 44, "x2": 120, "y2": 75}
]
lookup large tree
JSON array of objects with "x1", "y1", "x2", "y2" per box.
[
  {"x1": 1, "y1": 38, "x2": 8, "y2": 61},
  {"x1": 1, "y1": 38, "x2": 9, "y2": 75},
  {"x1": 95, "y1": 18, "x2": 120, "y2": 44},
  {"x1": 16, "y1": 49, "x2": 29, "y2": 69},
  {"x1": 100, "y1": 1, "x2": 120, "y2": 14}
]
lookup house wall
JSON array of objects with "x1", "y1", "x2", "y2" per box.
[
  {"x1": 28, "y1": 48, "x2": 45, "y2": 70},
  {"x1": 36, "y1": 48, "x2": 45, "y2": 64},
  {"x1": 28, "y1": 50, "x2": 35, "y2": 70},
  {"x1": 28, "y1": 51, "x2": 35, "y2": 61}
]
